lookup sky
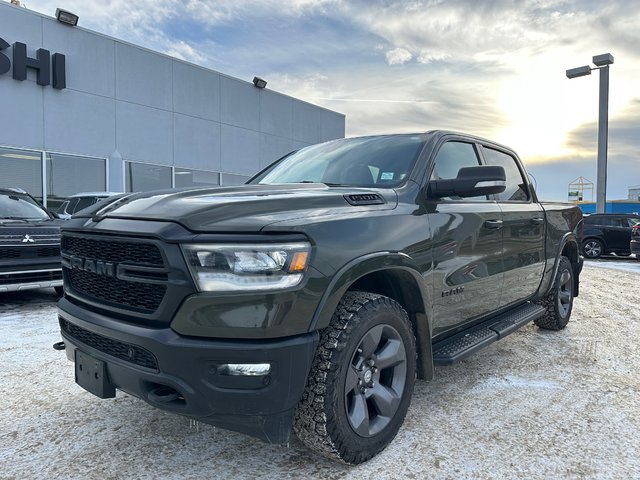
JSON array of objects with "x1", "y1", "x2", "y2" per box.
[{"x1": 19, "y1": 0, "x2": 640, "y2": 201}]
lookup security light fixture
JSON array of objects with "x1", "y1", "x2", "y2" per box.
[
  {"x1": 252, "y1": 76, "x2": 267, "y2": 89},
  {"x1": 566, "y1": 65, "x2": 592, "y2": 79},
  {"x1": 592, "y1": 53, "x2": 614, "y2": 67},
  {"x1": 566, "y1": 53, "x2": 614, "y2": 214},
  {"x1": 55, "y1": 8, "x2": 79, "y2": 26}
]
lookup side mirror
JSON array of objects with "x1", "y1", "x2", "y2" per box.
[{"x1": 429, "y1": 165, "x2": 506, "y2": 199}]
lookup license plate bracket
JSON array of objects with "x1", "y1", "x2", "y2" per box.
[{"x1": 75, "y1": 349, "x2": 116, "y2": 398}]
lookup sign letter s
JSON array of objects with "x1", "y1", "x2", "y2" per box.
[{"x1": 0, "y1": 37, "x2": 10, "y2": 75}]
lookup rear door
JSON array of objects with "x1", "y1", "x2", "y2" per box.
[
  {"x1": 603, "y1": 216, "x2": 630, "y2": 251},
  {"x1": 426, "y1": 139, "x2": 504, "y2": 338},
  {"x1": 480, "y1": 145, "x2": 545, "y2": 308}
]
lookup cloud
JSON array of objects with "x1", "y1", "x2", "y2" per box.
[
  {"x1": 385, "y1": 48, "x2": 413, "y2": 65},
  {"x1": 19, "y1": 0, "x2": 640, "y2": 201}
]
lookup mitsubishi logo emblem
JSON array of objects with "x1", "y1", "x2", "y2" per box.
[{"x1": 22, "y1": 234, "x2": 35, "y2": 243}]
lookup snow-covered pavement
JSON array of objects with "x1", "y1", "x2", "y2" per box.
[{"x1": 1, "y1": 264, "x2": 638, "y2": 479}]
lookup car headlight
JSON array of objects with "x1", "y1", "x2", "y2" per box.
[{"x1": 181, "y1": 242, "x2": 311, "y2": 292}]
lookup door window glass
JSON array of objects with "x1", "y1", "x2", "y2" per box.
[
  {"x1": 430, "y1": 141, "x2": 487, "y2": 201},
  {"x1": 482, "y1": 147, "x2": 530, "y2": 202}
]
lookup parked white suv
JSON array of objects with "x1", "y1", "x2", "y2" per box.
[{"x1": 56, "y1": 192, "x2": 121, "y2": 220}]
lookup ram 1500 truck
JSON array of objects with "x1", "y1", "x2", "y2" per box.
[{"x1": 55, "y1": 131, "x2": 583, "y2": 464}]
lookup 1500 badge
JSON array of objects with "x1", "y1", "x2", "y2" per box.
[{"x1": 442, "y1": 286, "x2": 464, "y2": 297}]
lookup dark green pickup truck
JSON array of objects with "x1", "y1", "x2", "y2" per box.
[{"x1": 55, "y1": 131, "x2": 583, "y2": 464}]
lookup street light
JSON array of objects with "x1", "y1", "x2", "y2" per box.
[{"x1": 566, "y1": 53, "x2": 614, "y2": 214}]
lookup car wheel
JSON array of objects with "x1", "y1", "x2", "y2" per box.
[
  {"x1": 294, "y1": 291, "x2": 416, "y2": 465},
  {"x1": 534, "y1": 256, "x2": 573, "y2": 330},
  {"x1": 54, "y1": 286, "x2": 64, "y2": 296},
  {"x1": 583, "y1": 239, "x2": 604, "y2": 259}
]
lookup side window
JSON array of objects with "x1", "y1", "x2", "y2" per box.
[
  {"x1": 482, "y1": 147, "x2": 530, "y2": 202},
  {"x1": 430, "y1": 141, "x2": 487, "y2": 201}
]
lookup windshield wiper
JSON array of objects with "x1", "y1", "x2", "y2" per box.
[{"x1": 298, "y1": 181, "x2": 343, "y2": 187}]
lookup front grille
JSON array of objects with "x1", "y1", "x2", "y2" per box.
[
  {"x1": 62, "y1": 236, "x2": 163, "y2": 266},
  {"x1": 68, "y1": 268, "x2": 166, "y2": 313},
  {"x1": 60, "y1": 317, "x2": 158, "y2": 370},
  {"x1": 37, "y1": 247, "x2": 60, "y2": 257},
  {"x1": 0, "y1": 249, "x2": 20, "y2": 259},
  {"x1": 0, "y1": 246, "x2": 60, "y2": 260},
  {"x1": 0, "y1": 270, "x2": 62, "y2": 285},
  {"x1": 62, "y1": 234, "x2": 167, "y2": 314}
]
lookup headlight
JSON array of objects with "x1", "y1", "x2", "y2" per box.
[{"x1": 181, "y1": 242, "x2": 311, "y2": 292}]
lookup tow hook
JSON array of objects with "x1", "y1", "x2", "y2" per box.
[{"x1": 52, "y1": 341, "x2": 66, "y2": 351}]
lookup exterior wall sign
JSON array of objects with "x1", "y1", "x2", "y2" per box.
[{"x1": 0, "y1": 36, "x2": 66, "y2": 89}]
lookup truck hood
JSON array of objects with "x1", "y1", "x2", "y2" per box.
[{"x1": 85, "y1": 184, "x2": 397, "y2": 232}]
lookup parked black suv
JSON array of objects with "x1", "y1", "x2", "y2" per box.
[
  {"x1": 0, "y1": 188, "x2": 63, "y2": 294},
  {"x1": 631, "y1": 224, "x2": 640, "y2": 260},
  {"x1": 582, "y1": 213, "x2": 640, "y2": 259}
]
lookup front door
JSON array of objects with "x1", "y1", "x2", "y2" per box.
[{"x1": 426, "y1": 140, "x2": 504, "y2": 339}]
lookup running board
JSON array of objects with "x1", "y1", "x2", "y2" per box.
[{"x1": 432, "y1": 303, "x2": 546, "y2": 366}]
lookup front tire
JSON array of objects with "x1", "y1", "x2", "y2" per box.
[
  {"x1": 534, "y1": 256, "x2": 574, "y2": 330},
  {"x1": 294, "y1": 291, "x2": 416, "y2": 465}
]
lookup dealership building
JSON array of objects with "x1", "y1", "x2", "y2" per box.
[{"x1": 0, "y1": 2, "x2": 345, "y2": 209}]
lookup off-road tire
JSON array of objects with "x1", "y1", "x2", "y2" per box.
[
  {"x1": 534, "y1": 256, "x2": 573, "y2": 330},
  {"x1": 293, "y1": 291, "x2": 416, "y2": 465},
  {"x1": 583, "y1": 238, "x2": 604, "y2": 259}
]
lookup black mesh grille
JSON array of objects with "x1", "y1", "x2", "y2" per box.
[
  {"x1": 37, "y1": 247, "x2": 61, "y2": 257},
  {"x1": 0, "y1": 249, "x2": 20, "y2": 259},
  {"x1": 62, "y1": 234, "x2": 167, "y2": 314},
  {"x1": 60, "y1": 317, "x2": 158, "y2": 370},
  {"x1": 0, "y1": 247, "x2": 60, "y2": 259},
  {"x1": 68, "y1": 268, "x2": 166, "y2": 313},
  {"x1": 62, "y1": 236, "x2": 163, "y2": 266}
]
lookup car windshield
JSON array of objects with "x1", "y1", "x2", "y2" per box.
[
  {"x1": 249, "y1": 135, "x2": 427, "y2": 188},
  {"x1": 0, "y1": 192, "x2": 50, "y2": 220}
]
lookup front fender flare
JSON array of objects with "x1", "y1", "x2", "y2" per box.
[{"x1": 309, "y1": 252, "x2": 434, "y2": 380}]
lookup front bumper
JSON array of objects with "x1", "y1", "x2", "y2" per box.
[{"x1": 57, "y1": 298, "x2": 318, "y2": 443}]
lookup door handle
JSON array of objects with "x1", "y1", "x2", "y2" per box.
[
  {"x1": 531, "y1": 217, "x2": 544, "y2": 225},
  {"x1": 484, "y1": 219, "x2": 503, "y2": 229}
]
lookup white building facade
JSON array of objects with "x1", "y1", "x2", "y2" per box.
[{"x1": 0, "y1": 2, "x2": 345, "y2": 209}]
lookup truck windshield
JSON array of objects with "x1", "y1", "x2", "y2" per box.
[
  {"x1": 0, "y1": 192, "x2": 51, "y2": 220},
  {"x1": 249, "y1": 135, "x2": 427, "y2": 187}
]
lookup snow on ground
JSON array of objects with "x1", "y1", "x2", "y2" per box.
[{"x1": 1, "y1": 264, "x2": 638, "y2": 479}]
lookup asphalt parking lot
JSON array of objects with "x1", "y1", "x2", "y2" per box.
[{"x1": 1, "y1": 261, "x2": 639, "y2": 479}]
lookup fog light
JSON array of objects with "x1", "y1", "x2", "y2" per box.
[{"x1": 218, "y1": 363, "x2": 271, "y2": 376}]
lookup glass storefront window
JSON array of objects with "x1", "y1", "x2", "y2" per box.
[
  {"x1": 221, "y1": 173, "x2": 250, "y2": 186},
  {"x1": 125, "y1": 161, "x2": 172, "y2": 193},
  {"x1": 46, "y1": 153, "x2": 106, "y2": 210},
  {"x1": 0, "y1": 147, "x2": 42, "y2": 198},
  {"x1": 174, "y1": 168, "x2": 220, "y2": 188}
]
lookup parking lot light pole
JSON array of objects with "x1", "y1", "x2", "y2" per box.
[{"x1": 566, "y1": 53, "x2": 614, "y2": 214}]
